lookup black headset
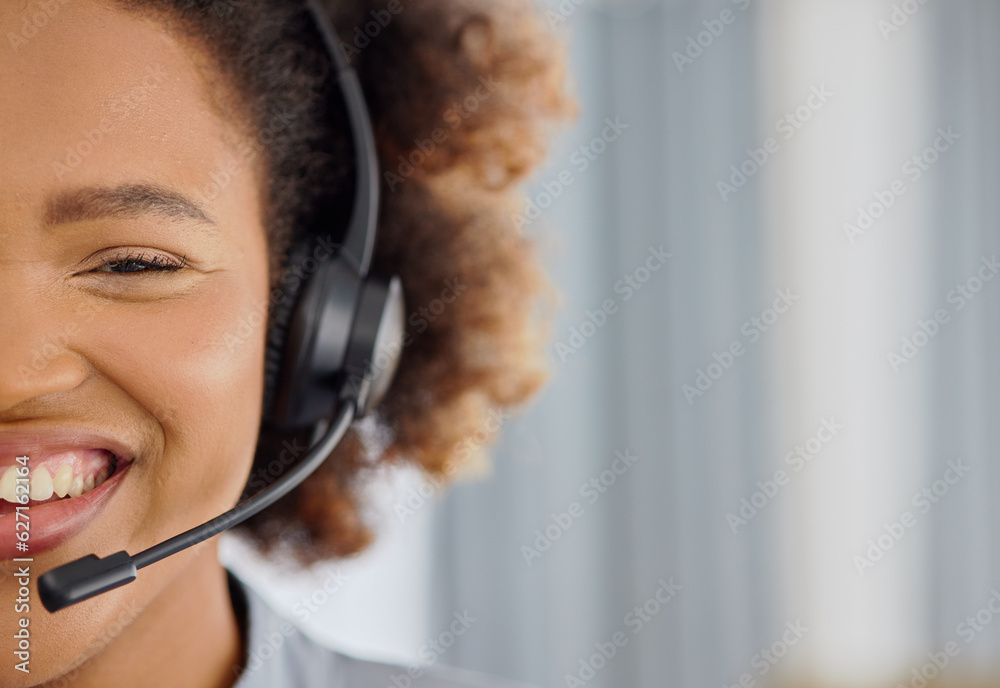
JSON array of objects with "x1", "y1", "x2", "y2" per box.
[{"x1": 38, "y1": 0, "x2": 405, "y2": 612}]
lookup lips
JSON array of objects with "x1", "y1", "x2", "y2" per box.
[{"x1": 0, "y1": 428, "x2": 138, "y2": 559}]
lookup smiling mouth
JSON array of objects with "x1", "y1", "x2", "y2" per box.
[{"x1": 0, "y1": 449, "x2": 124, "y2": 510}]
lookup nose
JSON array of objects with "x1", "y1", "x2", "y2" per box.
[{"x1": 0, "y1": 299, "x2": 89, "y2": 414}]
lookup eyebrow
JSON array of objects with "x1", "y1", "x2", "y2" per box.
[{"x1": 45, "y1": 183, "x2": 216, "y2": 228}]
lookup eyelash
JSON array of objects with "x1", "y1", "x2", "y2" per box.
[{"x1": 93, "y1": 251, "x2": 189, "y2": 275}]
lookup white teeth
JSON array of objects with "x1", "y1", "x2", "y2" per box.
[
  {"x1": 53, "y1": 465, "x2": 73, "y2": 498},
  {"x1": 68, "y1": 474, "x2": 85, "y2": 499},
  {"x1": 29, "y1": 467, "x2": 54, "y2": 501},
  {"x1": 0, "y1": 467, "x2": 16, "y2": 503},
  {"x1": 0, "y1": 461, "x2": 116, "y2": 504}
]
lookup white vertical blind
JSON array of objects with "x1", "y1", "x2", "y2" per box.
[{"x1": 758, "y1": 1, "x2": 933, "y2": 682}]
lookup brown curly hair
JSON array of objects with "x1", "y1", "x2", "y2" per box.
[{"x1": 113, "y1": 0, "x2": 574, "y2": 561}]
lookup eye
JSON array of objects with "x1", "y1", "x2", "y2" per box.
[{"x1": 91, "y1": 251, "x2": 188, "y2": 275}]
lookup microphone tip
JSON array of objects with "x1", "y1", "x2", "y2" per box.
[{"x1": 39, "y1": 552, "x2": 137, "y2": 613}]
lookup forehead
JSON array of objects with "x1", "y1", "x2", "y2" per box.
[{"x1": 0, "y1": 1, "x2": 250, "y2": 227}]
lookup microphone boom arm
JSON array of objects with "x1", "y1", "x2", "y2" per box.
[{"x1": 38, "y1": 403, "x2": 356, "y2": 613}]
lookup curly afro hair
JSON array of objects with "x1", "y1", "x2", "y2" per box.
[{"x1": 112, "y1": 0, "x2": 575, "y2": 562}]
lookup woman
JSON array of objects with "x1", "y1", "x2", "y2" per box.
[{"x1": 0, "y1": 0, "x2": 572, "y2": 685}]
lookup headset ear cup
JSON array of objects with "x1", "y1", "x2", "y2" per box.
[
  {"x1": 269, "y1": 256, "x2": 368, "y2": 430},
  {"x1": 341, "y1": 276, "x2": 406, "y2": 416}
]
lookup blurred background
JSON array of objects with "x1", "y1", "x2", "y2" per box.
[{"x1": 224, "y1": 1, "x2": 1000, "y2": 686}]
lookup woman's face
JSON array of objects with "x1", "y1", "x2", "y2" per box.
[{"x1": 0, "y1": 1, "x2": 270, "y2": 682}]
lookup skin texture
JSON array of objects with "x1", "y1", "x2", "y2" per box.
[{"x1": 0, "y1": 2, "x2": 271, "y2": 685}]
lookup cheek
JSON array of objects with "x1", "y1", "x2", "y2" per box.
[{"x1": 88, "y1": 247, "x2": 271, "y2": 538}]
